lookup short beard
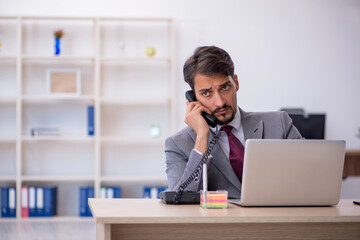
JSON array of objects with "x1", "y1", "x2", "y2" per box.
[{"x1": 212, "y1": 104, "x2": 236, "y2": 125}]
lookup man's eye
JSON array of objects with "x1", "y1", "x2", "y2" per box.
[
  {"x1": 222, "y1": 85, "x2": 230, "y2": 90},
  {"x1": 202, "y1": 92, "x2": 210, "y2": 97}
]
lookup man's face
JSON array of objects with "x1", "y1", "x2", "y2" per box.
[{"x1": 193, "y1": 73, "x2": 239, "y2": 125}]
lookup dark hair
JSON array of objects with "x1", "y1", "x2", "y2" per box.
[{"x1": 183, "y1": 46, "x2": 234, "y2": 89}]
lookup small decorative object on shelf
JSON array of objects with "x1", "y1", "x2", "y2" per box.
[
  {"x1": 149, "y1": 124, "x2": 161, "y2": 138},
  {"x1": 145, "y1": 46, "x2": 155, "y2": 57},
  {"x1": 54, "y1": 29, "x2": 64, "y2": 56},
  {"x1": 47, "y1": 68, "x2": 81, "y2": 96},
  {"x1": 0, "y1": 42, "x2": 2, "y2": 53}
]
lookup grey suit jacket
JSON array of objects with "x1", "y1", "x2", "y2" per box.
[{"x1": 165, "y1": 108, "x2": 303, "y2": 198}]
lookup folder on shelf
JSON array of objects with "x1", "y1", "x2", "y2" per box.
[
  {"x1": 86, "y1": 187, "x2": 94, "y2": 217},
  {"x1": 36, "y1": 187, "x2": 44, "y2": 217},
  {"x1": 79, "y1": 187, "x2": 87, "y2": 217},
  {"x1": 106, "y1": 187, "x2": 114, "y2": 199},
  {"x1": 100, "y1": 186, "x2": 106, "y2": 198},
  {"x1": 1, "y1": 187, "x2": 9, "y2": 218},
  {"x1": 79, "y1": 186, "x2": 94, "y2": 217},
  {"x1": 8, "y1": 187, "x2": 16, "y2": 218},
  {"x1": 29, "y1": 186, "x2": 37, "y2": 217},
  {"x1": 44, "y1": 187, "x2": 57, "y2": 217},
  {"x1": 113, "y1": 187, "x2": 121, "y2": 198},
  {"x1": 21, "y1": 186, "x2": 29, "y2": 218},
  {"x1": 88, "y1": 105, "x2": 94, "y2": 136}
]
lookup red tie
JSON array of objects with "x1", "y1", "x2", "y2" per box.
[{"x1": 221, "y1": 125, "x2": 245, "y2": 181}]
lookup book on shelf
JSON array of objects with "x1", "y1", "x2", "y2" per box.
[
  {"x1": 143, "y1": 186, "x2": 167, "y2": 199},
  {"x1": 26, "y1": 186, "x2": 57, "y2": 218},
  {"x1": 79, "y1": 186, "x2": 94, "y2": 217},
  {"x1": 88, "y1": 105, "x2": 94, "y2": 136},
  {"x1": 1, "y1": 187, "x2": 16, "y2": 218}
]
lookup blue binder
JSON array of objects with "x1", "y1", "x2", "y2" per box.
[
  {"x1": 1, "y1": 187, "x2": 9, "y2": 218},
  {"x1": 88, "y1": 106, "x2": 94, "y2": 136},
  {"x1": 52, "y1": 187, "x2": 57, "y2": 216},
  {"x1": 44, "y1": 187, "x2": 57, "y2": 217},
  {"x1": 36, "y1": 187, "x2": 44, "y2": 217},
  {"x1": 8, "y1": 187, "x2": 16, "y2": 218},
  {"x1": 79, "y1": 187, "x2": 88, "y2": 217},
  {"x1": 143, "y1": 187, "x2": 151, "y2": 199},
  {"x1": 29, "y1": 186, "x2": 37, "y2": 217},
  {"x1": 86, "y1": 187, "x2": 94, "y2": 217},
  {"x1": 113, "y1": 187, "x2": 121, "y2": 198}
]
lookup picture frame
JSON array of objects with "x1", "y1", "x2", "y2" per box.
[{"x1": 46, "y1": 68, "x2": 81, "y2": 96}]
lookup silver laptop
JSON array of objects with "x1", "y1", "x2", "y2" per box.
[{"x1": 231, "y1": 139, "x2": 346, "y2": 206}]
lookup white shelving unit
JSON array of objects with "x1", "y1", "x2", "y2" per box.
[{"x1": 0, "y1": 16, "x2": 175, "y2": 220}]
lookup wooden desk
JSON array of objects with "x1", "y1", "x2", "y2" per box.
[{"x1": 89, "y1": 198, "x2": 360, "y2": 240}]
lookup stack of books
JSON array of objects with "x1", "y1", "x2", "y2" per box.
[
  {"x1": 21, "y1": 186, "x2": 57, "y2": 217},
  {"x1": 1, "y1": 187, "x2": 16, "y2": 218}
]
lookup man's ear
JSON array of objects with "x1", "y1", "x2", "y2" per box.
[{"x1": 233, "y1": 74, "x2": 239, "y2": 91}]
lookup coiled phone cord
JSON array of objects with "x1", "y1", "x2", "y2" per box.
[{"x1": 173, "y1": 127, "x2": 220, "y2": 204}]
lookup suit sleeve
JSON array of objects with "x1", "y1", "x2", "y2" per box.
[
  {"x1": 280, "y1": 111, "x2": 303, "y2": 139},
  {"x1": 165, "y1": 137, "x2": 213, "y2": 191}
]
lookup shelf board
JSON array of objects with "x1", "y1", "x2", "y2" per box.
[
  {"x1": 16, "y1": 216, "x2": 94, "y2": 222},
  {"x1": 0, "y1": 56, "x2": 16, "y2": 60},
  {"x1": 21, "y1": 16, "x2": 95, "y2": 21},
  {"x1": 100, "y1": 57, "x2": 170, "y2": 62},
  {"x1": 22, "y1": 136, "x2": 94, "y2": 142},
  {"x1": 0, "y1": 97, "x2": 16, "y2": 103},
  {"x1": 99, "y1": 17, "x2": 172, "y2": 22},
  {"x1": 0, "y1": 176, "x2": 16, "y2": 181},
  {"x1": 0, "y1": 138, "x2": 16, "y2": 143},
  {"x1": 21, "y1": 56, "x2": 95, "y2": 61},
  {"x1": 0, "y1": 16, "x2": 17, "y2": 20},
  {"x1": 100, "y1": 175, "x2": 167, "y2": 183},
  {"x1": 22, "y1": 95, "x2": 95, "y2": 102},
  {"x1": 100, "y1": 97, "x2": 169, "y2": 106},
  {"x1": 100, "y1": 137, "x2": 165, "y2": 145},
  {"x1": 21, "y1": 175, "x2": 95, "y2": 182}
]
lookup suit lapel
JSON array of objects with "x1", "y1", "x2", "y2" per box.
[{"x1": 241, "y1": 108, "x2": 264, "y2": 141}]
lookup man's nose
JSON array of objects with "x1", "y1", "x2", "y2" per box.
[{"x1": 213, "y1": 92, "x2": 225, "y2": 107}]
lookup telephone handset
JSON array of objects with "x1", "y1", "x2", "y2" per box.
[{"x1": 185, "y1": 90, "x2": 218, "y2": 128}]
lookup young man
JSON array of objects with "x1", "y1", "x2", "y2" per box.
[{"x1": 165, "y1": 46, "x2": 302, "y2": 198}]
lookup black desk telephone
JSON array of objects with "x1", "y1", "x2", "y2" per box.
[{"x1": 159, "y1": 91, "x2": 220, "y2": 204}]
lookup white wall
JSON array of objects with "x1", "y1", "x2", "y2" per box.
[{"x1": 1, "y1": 0, "x2": 360, "y2": 149}]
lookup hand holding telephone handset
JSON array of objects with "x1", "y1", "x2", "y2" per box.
[
  {"x1": 159, "y1": 91, "x2": 220, "y2": 204},
  {"x1": 185, "y1": 90, "x2": 218, "y2": 128}
]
